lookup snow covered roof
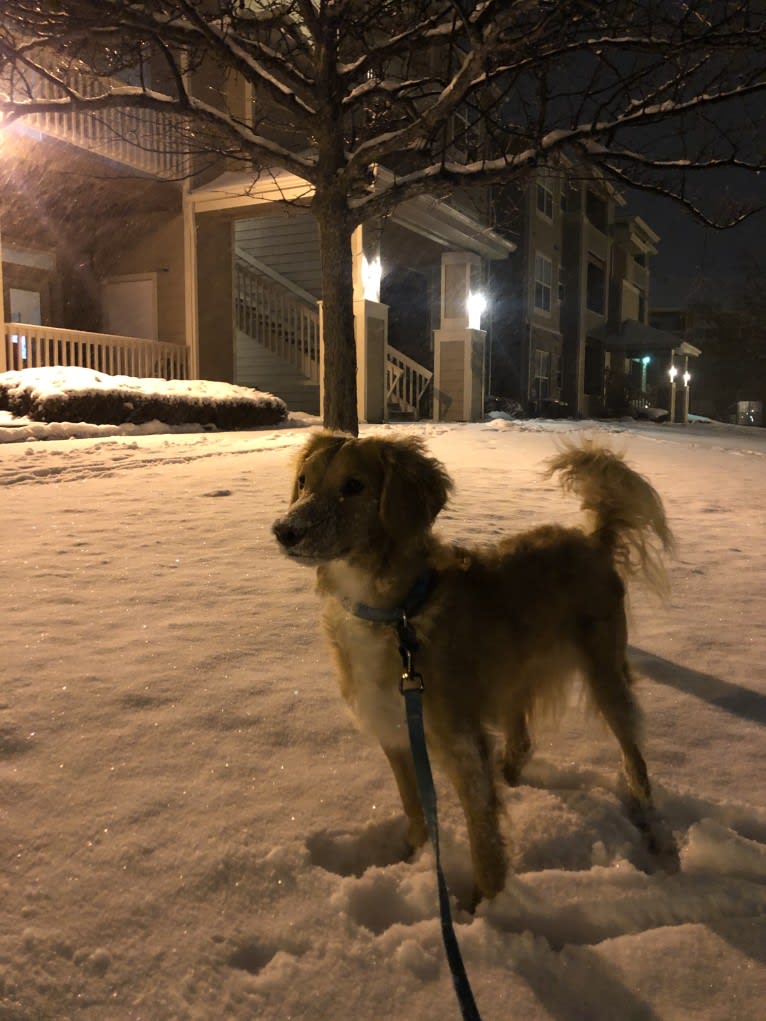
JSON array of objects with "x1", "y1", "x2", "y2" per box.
[
  {"x1": 190, "y1": 167, "x2": 515, "y2": 260},
  {"x1": 596, "y1": 319, "x2": 702, "y2": 356}
]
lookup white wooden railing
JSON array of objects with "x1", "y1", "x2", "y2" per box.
[
  {"x1": 235, "y1": 261, "x2": 321, "y2": 382},
  {"x1": 386, "y1": 344, "x2": 433, "y2": 418},
  {"x1": 3, "y1": 323, "x2": 189, "y2": 379},
  {"x1": 2, "y1": 63, "x2": 187, "y2": 179}
]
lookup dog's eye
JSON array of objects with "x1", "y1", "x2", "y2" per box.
[
  {"x1": 341, "y1": 477, "x2": 364, "y2": 497},
  {"x1": 297, "y1": 474, "x2": 306, "y2": 491}
]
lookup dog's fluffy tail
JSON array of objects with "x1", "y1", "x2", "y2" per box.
[{"x1": 545, "y1": 439, "x2": 675, "y2": 596}]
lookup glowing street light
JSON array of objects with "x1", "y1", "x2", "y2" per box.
[
  {"x1": 683, "y1": 370, "x2": 691, "y2": 386},
  {"x1": 668, "y1": 365, "x2": 678, "y2": 382}
]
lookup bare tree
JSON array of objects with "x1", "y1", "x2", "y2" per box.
[{"x1": 1, "y1": 0, "x2": 764, "y2": 433}]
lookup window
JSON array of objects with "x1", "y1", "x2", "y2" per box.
[
  {"x1": 536, "y1": 180, "x2": 554, "y2": 220},
  {"x1": 533, "y1": 349, "x2": 551, "y2": 401},
  {"x1": 450, "y1": 103, "x2": 483, "y2": 161},
  {"x1": 586, "y1": 256, "x2": 606, "y2": 314},
  {"x1": 534, "y1": 253, "x2": 553, "y2": 313},
  {"x1": 585, "y1": 190, "x2": 608, "y2": 233}
]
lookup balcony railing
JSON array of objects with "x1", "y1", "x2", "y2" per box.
[
  {"x1": 2, "y1": 62, "x2": 188, "y2": 179},
  {"x1": 386, "y1": 345, "x2": 433, "y2": 418},
  {"x1": 235, "y1": 259, "x2": 433, "y2": 417},
  {"x1": 235, "y1": 261, "x2": 321, "y2": 382},
  {"x1": 3, "y1": 323, "x2": 189, "y2": 379}
]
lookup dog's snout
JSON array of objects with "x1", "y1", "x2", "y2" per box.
[{"x1": 272, "y1": 519, "x2": 302, "y2": 549}]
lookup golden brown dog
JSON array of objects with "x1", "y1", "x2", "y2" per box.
[{"x1": 272, "y1": 431, "x2": 678, "y2": 902}]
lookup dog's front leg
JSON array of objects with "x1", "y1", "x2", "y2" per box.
[
  {"x1": 382, "y1": 745, "x2": 428, "y2": 853},
  {"x1": 439, "y1": 730, "x2": 506, "y2": 903}
]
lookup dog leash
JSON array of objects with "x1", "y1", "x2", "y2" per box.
[
  {"x1": 396, "y1": 614, "x2": 484, "y2": 1021},
  {"x1": 347, "y1": 575, "x2": 484, "y2": 1020}
]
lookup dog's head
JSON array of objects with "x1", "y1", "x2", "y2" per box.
[{"x1": 272, "y1": 431, "x2": 453, "y2": 566}]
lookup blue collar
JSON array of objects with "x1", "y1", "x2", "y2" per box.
[{"x1": 343, "y1": 569, "x2": 437, "y2": 624}]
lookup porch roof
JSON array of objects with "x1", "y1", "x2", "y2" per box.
[
  {"x1": 389, "y1": 194, "x2": 514, "y2": 261},
  {"x1": 190, "y1": 168, "x2": 515, "y2": 261},
  {"x1": 594, "y1": 319, "x2": 702, "y2": 357},
  {"x1": 189, "y1": 169, "x2": 315, "y2": 212}
]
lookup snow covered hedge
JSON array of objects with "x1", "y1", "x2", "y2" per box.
[{"x1": 0, "y1": 368, "x2": 288, "y2": 429}]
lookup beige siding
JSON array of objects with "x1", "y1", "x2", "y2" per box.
[
  {"x1": 235, "y1": 213, "x2": 322, "y2": 298},
  {"x1": 107, "y1": 214, "x2": 186, "y2": 347},
  {"x1": 197, "y1": 215, "x2": 234, "y2": 382},
  {"x1": 236, "y1": 331, "x2": 319, "y2": 413},
  {"x1": 470, "y1": 337, "x2": 484, "y2": 419},
  {"x1": 440, "y1": 340, "x2": 465, "y2": 421},
  {"x1": 621, "y1": 280, "x2": 640, "y2": 321}
]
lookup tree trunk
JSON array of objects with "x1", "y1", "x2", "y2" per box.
[{"x1": 314, "y1": 197, "x2": 358, "y2": 436}]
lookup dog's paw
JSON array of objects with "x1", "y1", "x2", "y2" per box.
[
  {"x1": 405, "y1": 819, "x2": 428, "y2": 853},
  {"x1": 502, "y1": 761, "x2": 524, "y2": 787},
  {"x1": 623, "y1": 796, "x2": 681, "y2": 874},
  {"x1": 645, "y1": 818, "x2": 681, "y2": 874}
]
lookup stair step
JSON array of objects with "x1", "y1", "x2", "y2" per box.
[{"x1": 236, "y1": 330, "x2": 319, "y2": 414}]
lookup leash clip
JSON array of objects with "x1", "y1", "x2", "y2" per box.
[
  {"x1": 397, "y1": 613, "x2": 425, "y2": 694},
  {"x1": 399, "y1": 670, "x2": 425, "y2": 694}
]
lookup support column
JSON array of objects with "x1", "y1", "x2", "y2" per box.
[
  {"x1": 433, "y1": 251, "x2": 486, "y2": 422},
  {"x1": 668, "y1": 348, "x2": 677, "y2": 423},
  {"x1": 351, "y1": 223, "x2": 388, "y2": 424},
  {"x1": 182, "y1": 195, "x2": 200, "y2": 379},
  {"x1": 682, "y1": 354, "x2": 691, "y2": 424},
  {"x1": 0, "y1": 226, "x2": 6, "y2": 372},
  {"x1": 195, "y1": 212, "x2": 235, "y2": 382}
]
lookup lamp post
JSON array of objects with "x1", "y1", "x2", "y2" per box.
[
  {"x1": 682, "y1": 369, "x2": 691, "y2": 424},
  {"x1": 668, "y1": 362, "x2": 678, "y2": 422}
]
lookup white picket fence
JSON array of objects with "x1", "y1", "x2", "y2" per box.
[{"x1": 2, "y1": 324, "x2": 189, "y2": 379}]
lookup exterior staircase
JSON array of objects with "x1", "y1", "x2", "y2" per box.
[
  {"x1": 235, "y1": 252, "x2": 321, "y2": 414},
  {"x1": 234, "y1": 252, "x2": 432, "y2": 419}
]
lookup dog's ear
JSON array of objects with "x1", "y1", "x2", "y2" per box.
[
  {"x1": 378, "y1": 438, "x2": 452, "y2": 539},
  {"x1": 291, "y1": 430, "x2": 348, "y2": 502}
]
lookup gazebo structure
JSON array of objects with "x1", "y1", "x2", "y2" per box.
[{"x1": 597, "y1": 320, "x2": 702, "y2": 423}]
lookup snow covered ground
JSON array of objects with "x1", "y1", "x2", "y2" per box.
[{"x1": 1, "y1": 415, "x2": 764, "y2": 1021}]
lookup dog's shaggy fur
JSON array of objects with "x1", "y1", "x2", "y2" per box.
[{"x1": 273, "y1": 431, "x2": 678, "y2": 901}]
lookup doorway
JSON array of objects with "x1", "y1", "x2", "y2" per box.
[{"x1": 102, "y1": 274, "x2": 158, "y2": 339}]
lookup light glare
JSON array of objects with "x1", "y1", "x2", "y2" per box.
[{"x1": 467, "y1": 291, "x2": 487, "y2": 330}]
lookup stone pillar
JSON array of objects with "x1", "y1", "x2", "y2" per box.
[
  {"x1": 433, "y1": 251, "x2": 486, "y2": 421},
  {"x1": 351, "y1": 223, "x2": 388, "y2": 423}
]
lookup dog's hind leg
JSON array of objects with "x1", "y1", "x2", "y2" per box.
[
  {"x1": 382, "y1": 745, "x2": 428, "y2": 853},
  {"x1": 584, "y1": 647, "x2": 680, "y2": 872},
  {"x1": 502, "y1": 706, "x2": 532, "y2": 786}
]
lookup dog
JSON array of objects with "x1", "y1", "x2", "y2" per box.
[{"x1": 272, "y1": 431, "x2": 678, "y2": 902}]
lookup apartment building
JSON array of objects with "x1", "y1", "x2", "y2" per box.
[
  {"x1": 490, "y1": 166, "x2": 689, "y2": 419},
  {"x1": 1, "y1": 25, "x2": 513, "y2": 423}
]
